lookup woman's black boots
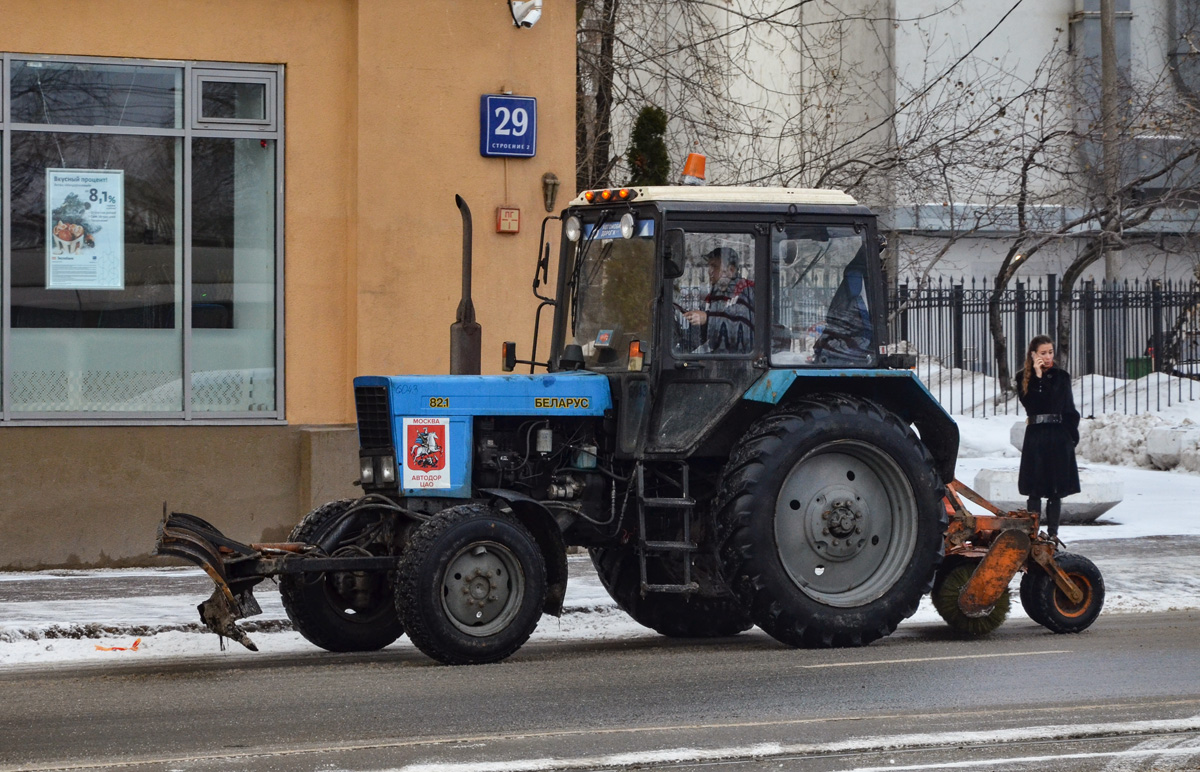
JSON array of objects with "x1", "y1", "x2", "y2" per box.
[{"x1": 1045, "y1": 498, "x2": 1061, "y2": 539}]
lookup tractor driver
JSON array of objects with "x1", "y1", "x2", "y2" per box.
[
  {"x1": 678, "y1": 246, "x2": 755, "y2": 354},
  {"x1": 812, "y1": 244, "x2": 873, "y2": 365}
]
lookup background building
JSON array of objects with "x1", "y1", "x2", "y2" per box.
[
  {"x1": 0, "y1": 1, "x2": 575, "y2": 568},
  {"x1": 584, "y1": 0, "x2": 1200, "y2": 283}
]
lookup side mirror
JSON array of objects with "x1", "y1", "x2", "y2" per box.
[
  {"x1": 502, "y1": 341, "x2": 517, "y2": 372},
  {"x1": 663, "y1": 228, "x2": 686, "y2": 279}
]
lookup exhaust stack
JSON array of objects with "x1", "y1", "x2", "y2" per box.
[{"x1": 450, "y1": 195, "x2": 482, "y2": 374}]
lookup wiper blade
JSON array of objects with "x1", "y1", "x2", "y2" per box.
[{"x1": 569, "y1": 212, "x2": 610, "y2": 334}]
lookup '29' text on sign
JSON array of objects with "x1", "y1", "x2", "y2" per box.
[{"x1": 480, "y1": 95, "x2": 537, "y2": 158}]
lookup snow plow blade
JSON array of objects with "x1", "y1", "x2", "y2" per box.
[
  {"x1": 154, "y1": 505, "x2": 399, "y2": 652},
  {"x1": 154, "y1": 509, "x2": 266, "y2": 651}
]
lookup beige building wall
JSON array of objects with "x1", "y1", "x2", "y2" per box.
[{"x1": 0, "y1": 1, "x2": 575, "y2": 568}]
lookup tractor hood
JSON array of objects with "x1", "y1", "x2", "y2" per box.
[
  {"x1": 352, "y1": 372, "x2": 613, "y2": 498},
  {"x1": 354, "y1": 372, "x2": 613, "y2": 416}
]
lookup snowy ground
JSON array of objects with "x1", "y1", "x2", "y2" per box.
[{"x1": 3, "y1": 398, "x2": 1200, "y2": 670}]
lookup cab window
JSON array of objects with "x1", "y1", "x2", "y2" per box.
[
  {"x1": 670, "y1": 231, "x2": 756, "y2": 356},
  {"x1": 770, "y1": 226, "x2": 875, "y2": 366}
]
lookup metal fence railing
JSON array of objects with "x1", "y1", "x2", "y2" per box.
[{"x1": 890, "y1": 276, "x2": 1200, "y2": 417}]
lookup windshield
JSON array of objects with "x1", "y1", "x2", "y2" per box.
[{"x1": 568, "y1": 217, "x2": 656, "y2": 370}]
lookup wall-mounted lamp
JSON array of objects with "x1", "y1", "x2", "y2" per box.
[
  {"x1": 510, "y1": 0, "x2": 542, "y2": 28},
  {"x1": 542, "y1": 172, "x2": 561, "y2": 212}
]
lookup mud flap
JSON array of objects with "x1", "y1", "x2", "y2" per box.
[{"x1": 958, "y1": 529, "x2": 1031, "y2": 617}]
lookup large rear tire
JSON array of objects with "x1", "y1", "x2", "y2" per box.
[
  {"x1": 396, "y1": 503, "x2": 546, "y2": 665},
  {"x1": 718, "y1": 396, "x2": 946, "y2": 648},
  {"x1": 1019, "y1": 552, "x2": 1104, "y2": 634},
  {"x1": 279, "y1": 498, "x2": 404, "y2": 652},
  {"x1": 589, "y1": 545, "x2": 753, "y2": 638}
]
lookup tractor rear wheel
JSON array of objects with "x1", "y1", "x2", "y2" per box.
[
  {"x1": 589, "y1": 545, "x2": 752, "y2": 638},
  {"x1": 279, "y1": 498, "x2": 404, "y2": 652},
  {"x1": 718, "y1": 395, "x2": 946, "y2": 648},
  {"x1": 396, "y1": 503, "x2": 546, "y2": 665},
  {"x1": 1019, "y1": 552, "x2": 1104, "y2": 634},
  {"x1": 931, "y1": 560, "x2": 1010, "y2": 636}
]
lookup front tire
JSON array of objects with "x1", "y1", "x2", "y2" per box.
[
  {"x1": 589, "y1": 545, "x2": 752, "y2": 638},
  {"x1": 396, "y1": 503, "x2": 546, "y2": 665},
  {"x1": 279, "y1": 498, "x2": 404, "y2": 652},
  {"x1": 1019, "y1": 552, "x2": 1104, "y2": 634},
  {"x1": 718, "y1": 396, "x2": 946, "y2": 648}
]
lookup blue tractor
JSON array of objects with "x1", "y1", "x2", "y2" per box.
[{"x1": 158, "y1": 185, "x2": 966, "y2": 665}]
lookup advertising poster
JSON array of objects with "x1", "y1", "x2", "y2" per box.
[
  {"x1": 45, "y1": 169, "x2": 124, "y2": 290},
  {"x1": 403, "y1": 417, "x2": 450, "y2": 489}
]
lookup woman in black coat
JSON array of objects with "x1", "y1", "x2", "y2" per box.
[{"x1": 1016, "y1": 334, "x2": 1080, "y2": 538}]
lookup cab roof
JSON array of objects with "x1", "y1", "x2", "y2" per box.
[{"x1": 567, "y1": 185, "x2": 859, "y2": 208}]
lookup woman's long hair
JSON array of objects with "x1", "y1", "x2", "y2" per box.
[{"x1": 1022, "y1": 334, "x2": 1054, "y2": 394}]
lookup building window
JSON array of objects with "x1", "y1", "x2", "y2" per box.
[
  {"x1": 194, "y1": 71, "x2": 275, "y2": 127},
  {"x1": 1, "y1": 55, "x2": 283, "y2": 420}
]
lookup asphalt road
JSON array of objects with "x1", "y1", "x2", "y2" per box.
[{"x1": 1, "y1": 607, "x2": 1199, "y2": 772}]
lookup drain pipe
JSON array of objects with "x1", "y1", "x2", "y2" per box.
[{"x1": 450, "y1": 195, "x2": 481, "y2": 375}]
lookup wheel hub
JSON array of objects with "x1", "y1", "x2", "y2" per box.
[
  {"x1": 441, "y1": 542, "x2": 523, "y2": 635},
  {"x1": 329, "y1": 544, "x2": 387, "y2": 613},
  {"x1": 463, "y1": 567, "x2": 499, "y2": 607},
  {"x1": 827, "y1": 500, "x2": 860, "y2": 537},
  {"x1": 806, "y1": 487, "x2": 867, "y2": 561},
  {"x1": 332, "y1": 570, "x2": 381, "y2": 611}
]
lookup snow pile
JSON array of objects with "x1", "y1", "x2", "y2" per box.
[
  {"x1": 1095, "y1": 372, "x2": 1200, "y2": 414},
  {"x1": 912, "y1": 358, "x2": 1010, "y2": 418},
  {"x1": 1077, "y1": 412, "x2": 1169, "y2": 467},
  {"x1": 953, "y1": 416, "x2": 1019, "y2": 458}
]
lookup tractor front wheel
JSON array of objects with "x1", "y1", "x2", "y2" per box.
[
  {"x1": 589, "y1": 545, "x2": 752, "y2": 638},
  {"x1": 718, "y1": 396, "x2": 946, "y2": 648},
  {"x1": 279, "y1": 498, "x2": 404, "y2": 652},
  {"x1": 395, "y1": 503, "x2": 546, "y2": 665},
  {"x1": 1019, "y1": 552, "x2": 1104, "y2": 634}
]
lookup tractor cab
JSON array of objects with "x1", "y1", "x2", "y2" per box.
[{"x1": 534, "y1": 185, "x2": 899, "y2": 459}]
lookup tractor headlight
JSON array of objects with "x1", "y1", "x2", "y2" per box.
[
  {"x1": 359, "y1": 456, "x2": 375, "y2": 484},
  {"x1": 619, "y1": 212, "x2": 636, "y2": 239},
  {"x1": 379, "y1": 456, "x2": 397, "y2": 484},
  {"x1": 564, "y1": 216, "x2": 582, "y2": 242}
]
